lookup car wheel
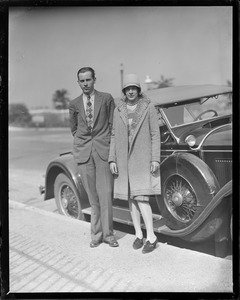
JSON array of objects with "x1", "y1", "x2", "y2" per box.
[
  {"x1": 159, "y1": 164, "x2": 215, "y2": 230},
  {"x1": 54, "y1": 173, "x2": 85, "y2": 220}
]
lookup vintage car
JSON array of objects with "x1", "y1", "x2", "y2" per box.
[{"x1": 40, "y1": 84, "x2": 232, "y2": 250}]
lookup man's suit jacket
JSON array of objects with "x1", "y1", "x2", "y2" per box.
[{"x1": 69, "y1": 90, "x2": 115, "y2": 163}]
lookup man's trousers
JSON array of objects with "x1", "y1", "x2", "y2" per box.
[{"x1": 77, "y1": 146, "x2": 114, "y2": 242}]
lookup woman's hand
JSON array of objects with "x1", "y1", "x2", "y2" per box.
[
  {"x1": 151, "y1": 161, "x2": 160, "y2": 174},
  {"x1": 110, "y1": 162, "x2": 118, "y2": 175}
]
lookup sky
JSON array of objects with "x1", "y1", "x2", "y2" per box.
[{"x1": 9, "y1": 6, "x2": 232, "y2": 109}]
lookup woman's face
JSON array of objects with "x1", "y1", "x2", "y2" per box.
[{"x1": 125, "y1": 86, "x2": 139, "y2": 102}]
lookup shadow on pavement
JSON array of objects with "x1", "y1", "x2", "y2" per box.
[{"x1": 112, "y1": 221, "x2": 232, "y2": 259}]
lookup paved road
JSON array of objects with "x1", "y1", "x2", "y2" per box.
[
  {"x1": 9, "y1": 127, "x2": 72, "y2": 211},
  {"x1": 9, "y1": 127, "x2": 72, "y2": 172}
]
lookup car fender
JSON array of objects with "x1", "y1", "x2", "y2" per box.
[
  {"x1": 160, "y1": 152, "x2": 220, "y2": 201},
  {"x1": 44, "y1": 154, "x2": 86, "y2": 204},
  {"x1": 158, "y1": 180, "x2": 232, "y2": 241}
]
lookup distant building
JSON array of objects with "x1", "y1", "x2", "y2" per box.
[
  {"x1": 30, "y1": 108, "x2": 69, "y2": 120},
  {"x1": 29, "y1": 108, "x2": 69, "y2": 126}
]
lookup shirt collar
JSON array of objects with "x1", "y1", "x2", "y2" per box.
[{"x1": 83, "y1": 90, "x2": 95, "y2": 100}]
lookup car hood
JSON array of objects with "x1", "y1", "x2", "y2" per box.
[
  {"x1": 182, "y1": 123, "x2": 232, "y2": 148},
  {"x1": 201, "y1": 123, "x2": 232, "y2": 147}
]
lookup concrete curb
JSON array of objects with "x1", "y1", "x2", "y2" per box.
[{"x1": 9, "y1": 200, "x2": 89, "y2": 228}]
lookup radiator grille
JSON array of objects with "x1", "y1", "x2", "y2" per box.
[{"x1": 214, "y1": 159, "x2": 232, "y2": 187}]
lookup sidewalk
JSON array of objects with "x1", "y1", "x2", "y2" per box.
[{"x1": 9, "y1": 200, "x2": 233, "y2": 293}]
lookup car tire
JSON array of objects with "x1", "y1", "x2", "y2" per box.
[
  {"x1": 159, "y1": 158, "x2": 219, "y2": 230},
  {"x1": 54, "y1": 173, "x2": 85, "y2": 220}
]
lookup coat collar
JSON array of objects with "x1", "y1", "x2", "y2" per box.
[
  {"x1": 92, "y1": 90, "x2": 102, "y2": 126},
  {"x1": 78, "y1": 94, "x2": 86, "y2": 123},
  {"x1": 117, "y1": 93, "x2": 151, "y2": 152},
  {"x1": 117, "y1": 93, "x2": 151, "y2": 129}
]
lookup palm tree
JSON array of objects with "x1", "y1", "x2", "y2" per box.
[
  {"x1": 52, "y1": 89, "x2": 70, "y2": 109},
  {"x1": 152, "y1": 75, "x2": 175, "y2": 89}
]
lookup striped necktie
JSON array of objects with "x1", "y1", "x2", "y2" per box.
[{"x1": 86, "y1": 95, "x2": 93, "y2": 132}]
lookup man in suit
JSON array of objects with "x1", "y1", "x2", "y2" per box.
[{"x1": 69, "y1": 67, "x2": 119, "y2": 248}]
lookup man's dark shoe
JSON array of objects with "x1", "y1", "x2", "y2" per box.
[
  {"x1": 104, "y1": 237, "x2": 119, "y2": 247},
  {"x1": 133, "y1": 237, "x2": 144, "y2": 250},
  {"x1": 90, "y1": 240, "x2": 102, "y2": 248},
  {"x1": 142, "y1": 238, "x2": 158, "y2": 254}
]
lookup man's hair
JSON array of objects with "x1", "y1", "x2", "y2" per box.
[{"x1": 77, "y1": 67, "x2": 95, "y2": 80}]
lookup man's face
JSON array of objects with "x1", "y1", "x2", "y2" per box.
[{"x1": 78, "y1": 71, "x2": 96, "y2": 95}]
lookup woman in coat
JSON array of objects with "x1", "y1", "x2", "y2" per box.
[{"x1": 109, "y1": 74, "x2": 161, "y2": 254}]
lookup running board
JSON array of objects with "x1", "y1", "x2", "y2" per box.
[
  {"x1": 82, "y1": 207, "x2": 91, "y2": 215},
  {"x1": 82, "y1": 206, "x2": 210, "y2": 239},
  {"x1": 82, "y1": 206, "x2": 134, "y2": 225},
  {"x1": 82, "y1": 206, "x2": 164, "y2": 229}
]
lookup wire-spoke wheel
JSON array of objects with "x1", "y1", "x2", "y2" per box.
[
  {"x1": 159, "y1": 157, "x2": 220, "y2": 230},
  {"x1": 54, "y1": 173, "x2": 85, "y2": 220},
  {"x1": 164, "y1": 175, "x2": 198, "y2": 223}
]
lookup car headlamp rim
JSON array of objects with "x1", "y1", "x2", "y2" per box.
[{"x1": 185, "y1": 135, "x2": 196, "y2": 147}]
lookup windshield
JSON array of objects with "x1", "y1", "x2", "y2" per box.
[{"x1": 161, "y1": 93, "x2": 232, "y2": 127}]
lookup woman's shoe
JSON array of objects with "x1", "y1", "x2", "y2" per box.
[
  {"x1": 133, "y1": 237, "x2": 144, "y2": 250},
  {"x1": 142, "y1": 238, "x2": 158, "y2": 254}
]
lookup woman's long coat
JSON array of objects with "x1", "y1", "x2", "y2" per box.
[{"x1": 108, "y1": 94, "x2": 161, "y2": 201}]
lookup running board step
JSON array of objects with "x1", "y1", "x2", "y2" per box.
[
  {"x1": 82, "y1": 206, "x2": 192, "y2": 238},
  {"x1": 82, "y1": 207, "x2": 91, "y2": 215},
  {"x1": 82, "y1": 206, "x2": 163, "y2": 228}
]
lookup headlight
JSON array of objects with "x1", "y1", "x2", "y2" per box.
[{"x1": 185, "y1": 135, "x2": 196, "y2": 147}]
